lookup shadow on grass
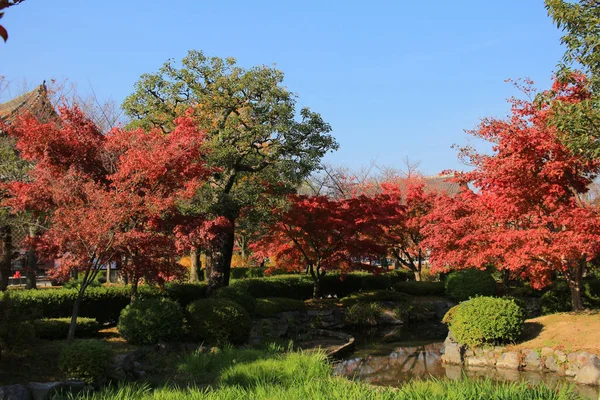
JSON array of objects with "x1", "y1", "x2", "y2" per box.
[{"x1": 520, "y1": 322, "x2": 544, "y2": 342}]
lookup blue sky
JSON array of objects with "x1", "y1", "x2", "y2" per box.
[{"x1": 0, "y1": 1, "x2": 565, "y2": 175}]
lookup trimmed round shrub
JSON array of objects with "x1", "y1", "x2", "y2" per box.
[
  {"x1": 253, "y1": 297, "x2": 306, "y2": 318},
  {"x1": 444, "y1": 296, "x2": 524, "y2": 347},
  {"x1": 33, "y1": 318, "x2": 100, "y2": 340},
  {"x1": 445, "y1": 269, "x2": 496, "y2": 301},
  {"x1": 215, "y1": 286, "x2": 257, "y2": 313},
  {"x1": 118, "y1": 297, "x2": 184, "y2": 344},
  {"x1": 59, "y1": 339, "x2": 113, "y2": 384},
  {"x1": 186, "y1": 298, "x2": 251, "y2": 344}
]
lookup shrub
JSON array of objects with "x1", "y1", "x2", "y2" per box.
[
  {"x1": 33, "y1": 318, "x2": 101, "y2": 340},
  {"x1": 186, "y1": 298, "x2": 251, "y2": 344},
  {"x1": 59, "y1": 339, "x2": 112, "y2": 384},
  {"x1": 394, "y1": 281, "x2": 445, "y2": 296},
  {"x1": 162, "y1": 282, "x2": 207, "y2": 307},
  {"x1": 444, "y1": 296, "x2": 524, "y2": 347},
  {"x1": 253, "y1": 298, "x2": 306, "y2": 318},
  {"x1": 230, "y1": 267, "x2": 266, "y2": 279},
  {"x1": 540, "y1": 278, "x2": 600, "y2": 314},
  {"x1": 118, "y1": 298, "x2": 184, "y2": 344},
  {"x1": 339, "y1": 290, "x2": 412, "y2": 307},
  {"x1": 344, "y1": 302, "x2": 385, "y2": 326},
  {"x1": 230, "y1": 276, "x2": 313, "y2": 300},
  {"x1": 215, "y1": 286, "x2": 257, "y2": 314},
  {"x1": 385, "y1": 269, "x2": 415, "y2": 283},
  {"x1": 0, "y1": 292, "x2": 36, "y2": 355},
  {"x1": 445, "y1": 269, "x2": 496, "y2": 301}
]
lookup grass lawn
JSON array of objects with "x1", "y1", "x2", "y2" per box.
[{"x1": 513, "y1": 311, "x2": 600, "y2": 353}]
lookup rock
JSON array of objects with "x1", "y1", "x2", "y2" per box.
[
  {"x1": 441, "y1": 342, "x2": 464, "y2": 365},
  {"x1": 541, "y1": 347, "x2": 554, "y2": 358},
  {"x1": 554, "y1": 350, "x2": 567, "y2": 364},
  {"x1": 27, "y1": 382, "x2": 62, "y2": 400},
  {"x1": 523, "y1": 350, "x2": 543, "y2": 371},
  {"x1": 545, "y1": 356, "x2": 561, "y2": 373},
  {"x1": 0, "y1": 385, "x2": 31, "y2": 400},
  {"x1": 575, "y1": 355, "x2": 600, "y2": 385},
  {"x1": 465, "y1": 356, "x2": 489, "y2": 367},
  {"x1": 496, "y1": 352, "x2": 520, "y2": 370}
]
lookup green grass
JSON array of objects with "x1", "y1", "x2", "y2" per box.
[{"x1": 56, "y1": 347, "x2": 583, "y2": 400}]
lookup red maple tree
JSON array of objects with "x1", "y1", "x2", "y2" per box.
[
  {"x1": 253, "y1": 194, "x2": 392, "y2": 297},
  {"x1": 424, "y1": 75, "x2": 600, "y2": 310},
  {"x1": 3, "y1": 106, "x2": 215, "y2": 341},
  {"x1": 377, "y1": 179, "x2": 437, "y2": 281}
]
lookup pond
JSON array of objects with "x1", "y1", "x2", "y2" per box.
[{"x1": 334, "y1": 324, "x2": 600, "y2": 400}]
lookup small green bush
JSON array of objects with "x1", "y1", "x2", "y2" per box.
[
  {"x1": 386, "y1": 269, "x2": 415, "y2": 283},
  {"x1": 230, "y1": 276, "x2": 314, "y2": 300},
  {"x1": 339, "y1": 290, "x2": 412, "y2": 307},
  {"x1": 394, "y1": 281, "x2": 445, "y2": 296},
  {"x1": 118, "y1": 297, "x2": 184, "y2": 344},
  {"x1": 215, "y1": 286, "x2": 257, "y2": 314},
  {"x1": 59, "y1": 339, "x2": 112, "y2": 384},
  {"x1": 444, "y1": 296, "x2": 524, "y2": 347},
  {"x1": 33, "y1": 318, "x2": 100, "y2": 340},
  {"x1": 445, "y1": 269, "x2": 496, "y2": 301},
  {"x1": 253, "y1": 298, "x2": 305, "y2": 318},
  {"x1": 344, "y1": 302, "x2": 385, "y2": 326},
  {"x1": 186, "y1": 298, "x2": 251, "y2": 344},
  {"x1": 162, "y1": 282, "x2": 207, "y2": 307}
]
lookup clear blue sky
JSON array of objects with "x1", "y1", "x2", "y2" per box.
[{"x1": 0, "y1": 0, "x2": 565, "y2": 175}]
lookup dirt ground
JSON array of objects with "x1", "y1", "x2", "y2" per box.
[{"x1": 511, "y1": 310, "x2": 600, "y2": 354}]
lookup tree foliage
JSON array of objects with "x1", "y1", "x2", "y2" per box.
[
  {"x1": 2, "y1": 106, "x2": 217, "y2": 340},
  {"x1": 253, "y1": 193, "x2": 394, "y2": 297},
  {"x1": 122, "y1": 50, "x2": 337, "y2": 291},
  {"x1": 424, "y1": 77, "x2": 600, "y2": 311}
]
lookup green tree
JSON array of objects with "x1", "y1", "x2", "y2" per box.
[
  {"x1": 545, "y1": 0, "x2": 600, "y2": 157},
  {"x1": 123, "y1": 50, "x2": 337, "y2": 292}
]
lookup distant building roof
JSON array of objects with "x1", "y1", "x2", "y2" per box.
[
  {"x1": 421, "y1": 175, "x2": 465, "y2": 196},
  {"x1": 0, "y1": 83, "x2": 56, "y2": 125}
]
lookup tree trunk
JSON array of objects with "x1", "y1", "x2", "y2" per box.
[
  {"x1": 206, "y1": 227, "x2": 235, "y2": 294},
  {"x1": 131, "y1": 274, "x2": 139, "y2": 302},
  {"x1": 0, "y1": 225, "x2": 12, "y2": 292},
  {"x1": 67, "y1": 285, "x2": 84, "y2": 343},
  {"x1": 415, "y1": 249, "x2": 423, "y2": 282},
  {"x1": 189, "y1": 248, "x2": 201, "y2": 283},
  {"x1": 568, "y1": 262, "x2": 585, "y2": 312},
  {"x1": 25, "y1": 225, "x2": 37, "y2": 289}
]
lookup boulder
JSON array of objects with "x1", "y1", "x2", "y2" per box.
[
  {"x1": 575, "y1": 355, "x2": 600, "y2": 386},
  {"x1": 441, "y1": 342, "x2": 464, "y2": 365},
  {"x1": 496, "y1": 352, "x2": 520, "y2": 370},
  {"x1": 0, "y1": 384, "x2": 31, "y2": 400},
  {"x1": 523, "y1": 350, "x2": 543, "y2": 371},
  {"x1": 545, "y1": 356, "x2": 562, "y2": 373}
]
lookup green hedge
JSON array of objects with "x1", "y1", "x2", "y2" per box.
[
  {"x1": 444, "y1": 296, "x2": 524, "y2": 347},
  {"x1": 59, "y1": 339, "x2": 113, "y2": 384},
  {"x1": 540, "y1": 278, "x2": 600, "y2": 314},
  {"x1": 215, "y1": 286, "x2": 257, "y2": 314},
  {"x1": 118, "y1": 298, "x2": 185, "y2": 344},
  {"x1": 394, "y1": 281, "x2": 445, "y2": 296},
  {"x1": 186, "y1": 298, "x2": 251, "y2": 344},
  {"x1": 339, "y1": 290, "x2": 413, "y2": 307},
  {"x1": 445, "y1": 269, "x2": 497, "y2": 301},
  {"x1": 33, "y1": 318, "x2": 101, "y2": 340},
  {"x1": 253, "y1": 298, "x2": 306, "y2": 318}
]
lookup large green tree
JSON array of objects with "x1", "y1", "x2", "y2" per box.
[
  {"x1": 123, "y1": 50, "x2": 337, "y2": 291},
  {"x1": 545, "y1": 0, "x2": 600, "y2": 157}
]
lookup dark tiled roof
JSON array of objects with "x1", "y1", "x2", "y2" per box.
[{"x1": 0, "y1": 83, "x2": 56, "y2": 125}]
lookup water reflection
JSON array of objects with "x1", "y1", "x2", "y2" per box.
[{"x1": 335, "y1": 326, "x2": 600, "y2": 400}]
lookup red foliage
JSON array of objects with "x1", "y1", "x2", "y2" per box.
[
  {"x1": 3, "y1": 106, "x2": 216, "y2": 286},
  {"x1": 252, "y1": 193, "x2": 394, "y2": 296},
  {"x1": 424, "y1": 76, "x2": 600, "y2": 309}
]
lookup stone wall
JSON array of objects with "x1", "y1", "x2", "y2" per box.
[{"x1": 441, "y1": 333, "x2": 600, "y2": 386}]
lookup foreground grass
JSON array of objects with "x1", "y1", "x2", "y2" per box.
[{"x1": 56, "y1": 348, "x2": 582, "y2": 400}]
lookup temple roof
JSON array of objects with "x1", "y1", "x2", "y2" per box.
[
  {"x1": 0, "y1": 83, "x2": 56, "y2": 125},
  {"x1": 421, "y1": 175, "x2": 465, "y2": 196}
]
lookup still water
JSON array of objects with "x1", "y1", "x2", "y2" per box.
[{"x1": 334, "y1": 325, "x2": 600, "y2": 400}]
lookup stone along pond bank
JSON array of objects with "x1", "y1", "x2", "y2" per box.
[{"x1": 441, "y1": 332, "x2": 600, "y2": 386}]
